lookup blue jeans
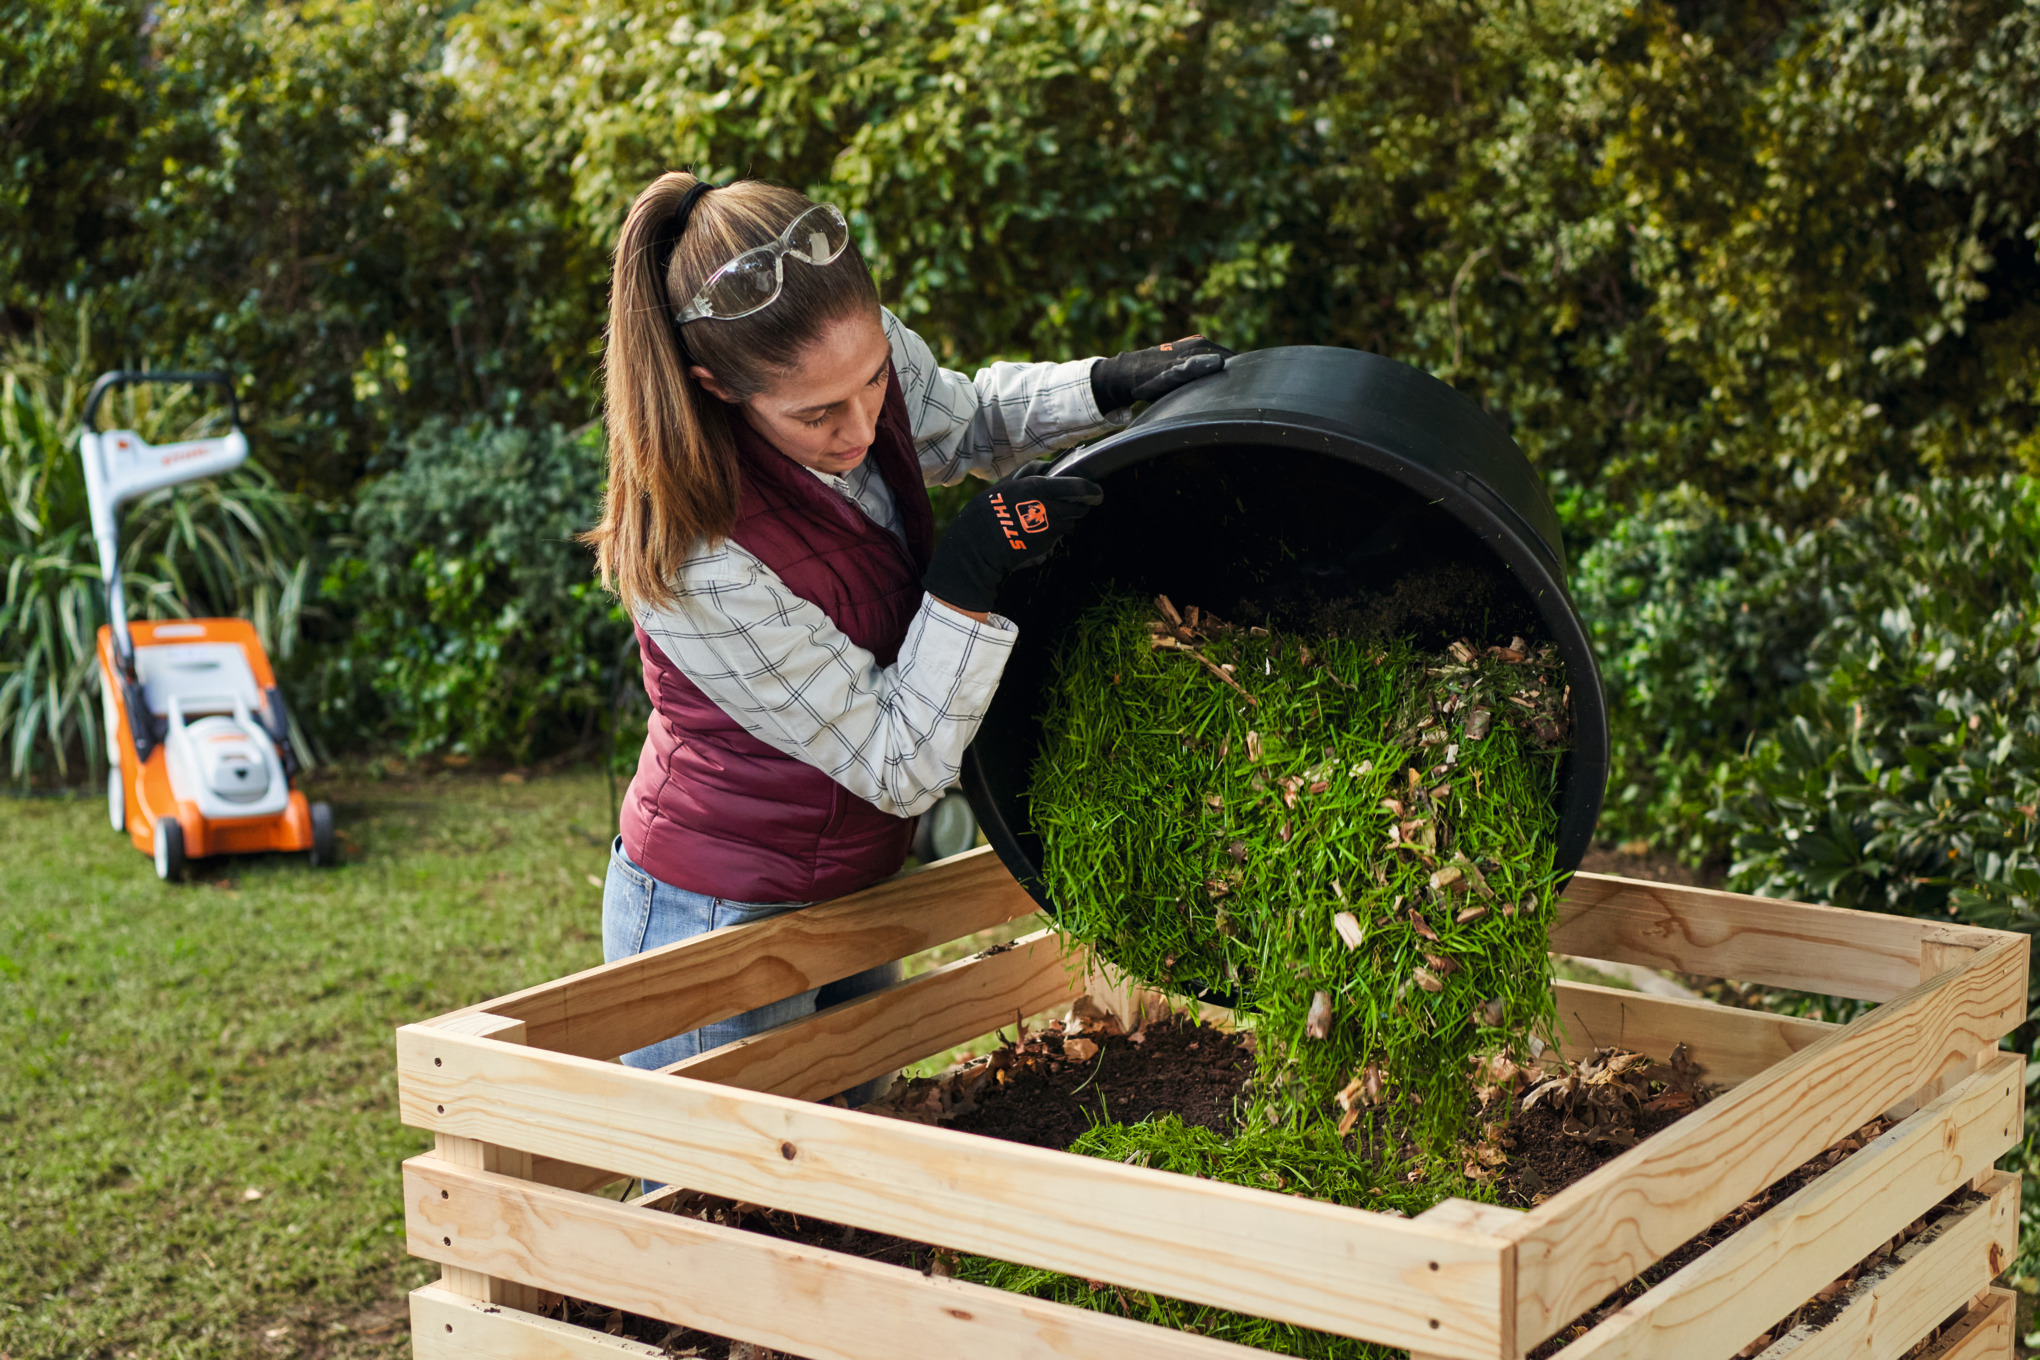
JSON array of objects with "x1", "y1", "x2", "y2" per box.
[{"x1": 602, "y1": 837, "x2": 900, "y2": 1105}]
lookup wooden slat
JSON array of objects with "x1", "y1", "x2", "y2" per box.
[
  {"x1": 1920, "y1": 1288, "x2": 2016, "y2": 1360},
  {"x1": 432, "y1": 1013, "x2": 546, "y2": 1313},
  {"x1": 425, "y1": 847, "x2": 1038, "y2": 1060},
  {"x1": 1540, "y1": 1053, "x2": 2020, "y2": 1360},
  {"x1": 528, "y1": 1156, "x2": 628, "y2": 1196},
  {"x1": 411, "y1": 1283, "x2": 667, "y2": 1359},
  {"x1": 1552, "y1": 981, "x2": 1836, "y2": 1087},
  {"x1": 665, "y1": 928, "x2": 1080, "y2": 1099},
  {"x1": 407, "y1": 1158, "x2": 1271, "y2": 1360},
  {"x1": 1552, "y1": 874, "x2": 2003, "y2": 1002},
  {"x1": 1508, "y1": 938, "x2": 2028, "y2": 1353},
  {"x1": 394, "y1": 1025, "x2": 1511, "y2": 1358},
  {"x1": 1749, "y1": 1170, "x2": 2017, "y2": 1360}
]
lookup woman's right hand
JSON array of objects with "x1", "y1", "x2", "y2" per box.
[{"x1": 923, "y1": 461, "x2": 1104, "y2": 615}]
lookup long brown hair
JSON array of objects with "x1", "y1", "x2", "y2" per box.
[{"x1": 587, "y1": 173, "x2": 881, "y2": 612}]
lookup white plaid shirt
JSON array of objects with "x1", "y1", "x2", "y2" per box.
[{"x1": 637, "y1": 308, "x2": 1124, "y2": 820}]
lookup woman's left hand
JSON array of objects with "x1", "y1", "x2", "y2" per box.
[{"x1": 1091, "y1": 336, "x2": 1235, "y2": 411}]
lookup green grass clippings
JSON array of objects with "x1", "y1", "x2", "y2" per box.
[{"x1": 1028, "y1": 592, "x2": 1572, "y2": 1152}]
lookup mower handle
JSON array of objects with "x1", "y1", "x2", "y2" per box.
[{"x1": 82, "y1": 370, "x2": 242, "y2": 434}]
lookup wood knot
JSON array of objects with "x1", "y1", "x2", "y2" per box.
[{"x1": 780, "y1": 1142, "x2": 798, "y2": 1160}]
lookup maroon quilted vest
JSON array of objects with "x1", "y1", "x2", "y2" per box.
[{"x1": 620, "y1": 371, "x2": 936, "y2": 903}]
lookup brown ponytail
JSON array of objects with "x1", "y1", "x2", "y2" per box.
[{"x1": 587, "y1": 172, "x2": 881, "y2": 613}]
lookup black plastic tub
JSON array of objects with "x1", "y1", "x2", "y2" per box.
[{"x1": 958, "y1": 344, "x2": 1609, "y2": 913}]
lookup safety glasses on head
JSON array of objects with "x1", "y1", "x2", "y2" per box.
[{"x1": 672, "y1": 204, "x2": 852, "y2": 325}]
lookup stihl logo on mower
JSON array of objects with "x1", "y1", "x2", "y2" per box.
[{"x1": 990, "y1": 492, "x2": 1028, "y2": 550}]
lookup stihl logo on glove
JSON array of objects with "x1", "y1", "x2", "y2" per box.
[
  {"x1": 924, "y1": 467, "x2": 1102, "y2": 612},
  {"x1": 990, "y1": 492, "x2": 1027, "y2": 550}
]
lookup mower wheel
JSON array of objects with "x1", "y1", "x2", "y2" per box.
[
  {"x1": 309, "y1": 801, "x2": 336, "y2": 867},
  {"x1": 153, "y1": 819, "x2": 185, "y2": 882},
  {"x1": 108, "y1": 767, "x2": 124, "y2": 832}
]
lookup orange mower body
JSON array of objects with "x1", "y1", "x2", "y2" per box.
[{"x1": 97, "y1": 619, "x2": 329, "y2": 878}]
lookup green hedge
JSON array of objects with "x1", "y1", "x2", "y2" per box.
[{"x1": 7, "y1": 0, "x2": 2036, "y2": 507}]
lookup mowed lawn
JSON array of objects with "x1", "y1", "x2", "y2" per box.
[{"x1": 1, "y1": 770, "x2": 619, "y2": 1359}]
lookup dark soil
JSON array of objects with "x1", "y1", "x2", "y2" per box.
[
  {"x1": 1492, "y1": 1099, "x2": 1697, "y2": 1207},
  {"x1": 943, "y1": 1015, "x2": 1254, "y2": 1147}
]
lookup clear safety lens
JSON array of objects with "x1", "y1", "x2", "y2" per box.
[
  {"x1": 783, "y1": 204, "x2": 850, "y2": 264},
  {"x1": 679, "y1": 202, "x2": 853, "y2": 323},
  {"x1": 699, "y1": 249, "x2": 782, "y2": 318}
]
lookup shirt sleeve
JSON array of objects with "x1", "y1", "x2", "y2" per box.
[
  {"x1": 637, "y1": 539, "x2": 1017, "y2": 818},
  {"x1": 883, "y1": 306, "x2": 1127, "y2": 487}
]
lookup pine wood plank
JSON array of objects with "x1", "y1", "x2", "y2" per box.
[
  {"x1": 394, "y1": 1025, "x2": 1511, "y2": 1358},
  {"x1": 1920, "y1": 1288, "x2": 2016, "y2": 1360},
  {"x1": 1536, "y1": 1054, "x2": 2020, "y2": 1360},
  {"x1": 431, "y1": 1013, "x2": 546, "y2": 1313},
  {"x1": 664, "y1": 928, "x2": 1080, "y2": 1099},
  {"x1": 1552, "y1": 874, "x2": 2002, "y2": 1002},
  {"x1": 528, "y1": 1156, "x2": 628, "y2": 1196},
  {"x1": 411, "y1": 1283, "x2": 666, "y2": 1359},
  {"x1": 1747, "y1": 1170, "x2": 2017, "y2": 1360},
  {"x1": 426, "y1": 847, "x2": 1038, "y2": 1060},
  {"x1": 1551, "y1": 981, "x2": 1836, "y2": 1086},
  {"x1": 407, "y1": 1158, "x2": 1276, "y2": 1360},
  {"x1": 1508, "y1": 938, "x2": 2028, "y2": 1353}
]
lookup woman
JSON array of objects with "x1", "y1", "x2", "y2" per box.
[{"x1": 589, "y1": 172, "x2": 1229, "y2": 1094}]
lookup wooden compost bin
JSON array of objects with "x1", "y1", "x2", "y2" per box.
[{"x1": 395, "y1": 847, "x2": 2028, "y2": 1360}]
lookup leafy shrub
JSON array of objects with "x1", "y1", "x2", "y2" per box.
[
  {"x1": 317, "y1": 418, "x2": 630, "y2": 762},
  {"x1": 1573, "y1": 487, "x2": 1830, "y2": 856},
  {"x1": 1710, "y1": 477, "x2": 2040, "y2": 925},
  {"x1": 12, "y1": 1, "x2": 2037, "y2": 512},
  {"x1": 0, "y1": 305, "x2": 310, "y2": 783}
]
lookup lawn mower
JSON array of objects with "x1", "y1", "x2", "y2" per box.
[{"x1": 82, "y1": 370, "x2": 333, "y2": 882}]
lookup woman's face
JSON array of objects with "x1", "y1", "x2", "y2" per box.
[{"x1": 694, "y1": 314, "x2": 891, "y2": 478}]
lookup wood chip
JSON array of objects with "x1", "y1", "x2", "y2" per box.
[
  {"x1": 1412, "y1": 967, "x2": 1444, "y2": 993},
  {"x1": 1456, "y1": 904, "x2": 1489, "y2": 924},
  {"x1": 1063, "y1": 1036, "x2": 1099, "y2": 1062},
  {"x1": 1332, "y1": 911, "x2": 1364, "y2": 950},
  {"x1": 1155, "y1": 595, "x2": 1183, "y2": 627}
]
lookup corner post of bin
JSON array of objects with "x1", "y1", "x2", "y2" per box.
[
  {"x1": 413, "y1": 1011, "x2": 549, "y2": 1313},
  {"x1": 1888, "y1": 924, "x2": 2027, "y2": 1123}
]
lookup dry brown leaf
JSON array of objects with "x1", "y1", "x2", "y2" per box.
[
  {"x1": 1412, "y1": 967, "x2": 1444, "y2": 993},
  {"x1": 1062, "y1": 1037, "x2": 1099, "y2": 1062},
  {"x1": 1246, "y1": 730, "x2": 1263, "y2": 762},
  {"x1": 1305, "y1": 991, "x2": 1333, "y2": 1039}
]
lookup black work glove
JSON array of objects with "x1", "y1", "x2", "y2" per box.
[
  {"x1": 1090, "y1": 335, "x2": 1235, "y2": 412},
  {"x1": 923, "y1": 462, "x2": 1104, "y2": 613}
]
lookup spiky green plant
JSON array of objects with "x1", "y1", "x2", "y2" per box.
[
  {"x1": 1028, "y1": 593, "x2": 1570, "y2": 1151},
  {"x1": 0, "y1": 303, "x2": 311, "y2": 782}
]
